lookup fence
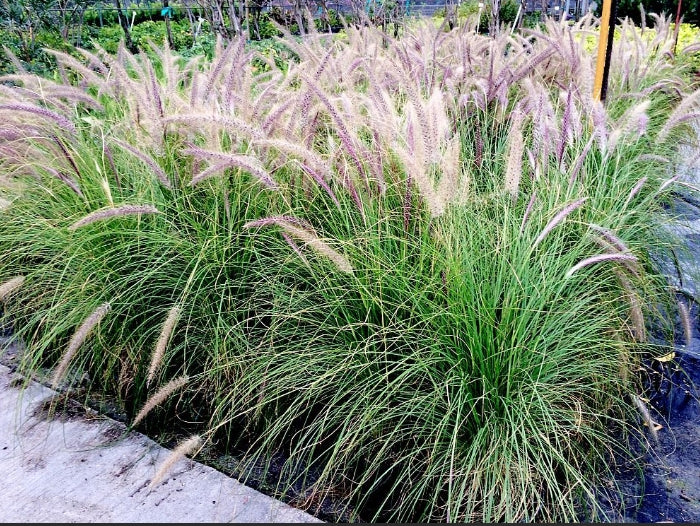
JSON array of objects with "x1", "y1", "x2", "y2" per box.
[{"x1": 39, "y1": 1, "x2": 452, "y2": 18}]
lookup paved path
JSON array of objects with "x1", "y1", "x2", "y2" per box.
[{"x1": 0, "y1": 364, "x2": 321, "y2": 523}]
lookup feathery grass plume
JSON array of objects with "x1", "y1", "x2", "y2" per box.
[
  {"x1": 0, "y1": 103, "x2": 76, "y2": 135},
  {"x1": 250, "y1": 73, "x2": 284, "y2": 122},
  {"x1": 590, "y1": 100, "x2": 608, "y2": 152},
  {"x1": 401, "y1": 151, "x2": 445, "y2": 218},
  {"x1": 44, "y1": 49, "x2": 108, "y2": 91},
  {"x1": 244, "y1": 216, "x2": 353, "y2": 273},
  {"x1": 400, "y1": 79, "x2": 432, "y2": 158},
  {"x1": 677, "y1": 181, "x2": 700, "y2": 193},
  {"x1": 532, "y1": 198, "x2": 587, "y2": 249},
  {"x1": 473, "y1": 111, "x2": 484, "y2": 169},
  {"x1": 524, "y1": 79, "x2": 557, "y2": 162},
  {"x1": 163, "y1": 114, "x2": 265, "y2": 141},
  {"x1": 281, "y1": 232, "x2": 310, "y2": 268},
  {"x1": 588, "y1": 224, "x2": 631, "y2": 253},
  {"x1": 69, "y1": 204, "x2": 160, "y2": 231},
  {"x1": 186, "y1": 147, "x2": 278, "y2": 190},
  {"x1": 520, "y1": 192, "x2": 537, "y2": 233},
  {"x1": 146, "y1": 306, "x2": 182, "y2": 386},
  {"x1": 565, "y1": 253, "x2": 638, "y2": 279},
  {"x1": 627, "y1": 287, "x2": 646, "y2": 343},
  {"x1": 623, "y1": 176, "x2": 648, "y2": 209},
  {"x1": 657, "y1": 89, "x2": 700, "y2": 141},
  {"x1": 510, "y1": 46, "x2": 557, "y2": 86},
  {"x1": 569, "y1": 136, "x2": 594, "y2": 186},
  {"x1": 0, "y1": 126, "x2": 25, "y2": 142},
  {"x1": 447, "y1": 137, "x2": 470, "y2": 206},
  {"x1": 262, "y1": 98, "x2": 297, "y2": 135},
  {"x1": 395, "y1": 102, "x2": 453, "y2": 217},
  {"x1": 426, "y1": 88, "x2": 451, "y2": 161},
  {"x1": 631, "y1": 394, "x2": 659, "y2": 443},
  {"x1": 293, "y1": 46, "x2": 335, "y2": 137},
  {"x1": 146, "y1": 60, "x2": 164, "y2": 118},
  {"x1": 132, "y1": 375, "x2": 189, "y2": 427},
  {"x1": 297, "y1": 162, "x2": 339, "y2": 206},
  {"x1": 637, "y1": 154, "x2": 669, "y2": 164},
  {"x1": 42, "y1": 167, "x2": 84, "y2": 198},
  {"x1": 188, "y1": 67, "x2": 202, "y2": 108},
  {"x1": 188, "y1": 161, "x2": 234, "y2": 185},
  {"x1": 613, "y1": 269, "x2": 646, "y2": 342},
  {"x1": 102, "y1": 143, "x2": 121, "y2": 189},
  {"x1": 2, "y1": 46, "x2": 27, "y2": 73},
  {"x1": 681, "y1": 42, "x2": 700, "y2": 56},
  {"x1": 148, "y1": 434, "x2": 202, "y2": 489},
  {"x1": 678, "y1": 300, "x2": 693, "y2": 347},
  {"x1": 301, "y1": 73, "x2": 368, "y2": 184},
  {"x1": 504, "y1": 111, "x2": 525, "y2": 198},
  {"x1": 201, "y1": 39, "x2": 238, "y2": 102},
  {"x1": 255, "y1": 138, "x2": 329, "y2": 179},
  {"x1": 255, "y1": 139, "x2": 340, "y2": 199},
  {"x1": 557, "y1": 89, "x2": 573, "y2": 167},
  {"x1": 436, "y1": 136, "x2": 462, "y2": 207},
  {"x1": 74, "y1": 46, "x2": 110, "y2": 75},
  {"x1": 44, "y1": 86, "x2": 105, "y2": 112},
  {"x1": 658, "y1": 175, "x2": 680, "y2": 194},
  {"x1": 0, "y1": 276, "x2": 25, "y2": 302},
  {"x1": 608, "y1": 101, "x2": 651, "y2": 152},
  {"x1": 51, "y1": 303, "x2": 111, "y2": 388},
  {"x1": 111, "y1": 139, "x2": 172, "y2": 189},
  {"x1": 51, "y1": 135, "x2": 82, "y2": 179},
  {"x1": 589, "y1": 232, "x2": 640, "y2": 277}
]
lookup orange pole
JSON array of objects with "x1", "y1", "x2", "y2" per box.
[
  {"x1": 593, "y1": 0, "x2": 615, "y2": 102},
  {"x1": 593, "y1": 0, "x2": 611, "y2": 101}
]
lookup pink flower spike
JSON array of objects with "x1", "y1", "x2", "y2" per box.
[
  {"x1": 565, "y1": 253, "x2": 638, "y2": 278},
  {"x1": 532, "y1": 198, "x2": 587, "y2": 249}
]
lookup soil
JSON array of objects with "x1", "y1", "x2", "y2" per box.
[{"x1": 619, "y1": 192, "x2": 700, "y2": 523}]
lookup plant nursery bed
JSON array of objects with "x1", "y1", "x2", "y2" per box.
[
  {"x1": 1, "y1": 192, "x2": 699, "y2": 524},
  {"x1": 1, "y1": 16, "x2": 700, "y2": 523}
]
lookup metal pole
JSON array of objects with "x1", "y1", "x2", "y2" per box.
[
  {"x1": 477, "y1": 1, "x2": 483, "y2": 33},
  {"x1": 510, "y1": 0, "x2": 523, "y2": 34},
  {"x1": 592, "y1": 0, "x2": 617, "y2": 102},
  {"x1": 163, "y1": 0, "x2": 174, "y2": 48}
]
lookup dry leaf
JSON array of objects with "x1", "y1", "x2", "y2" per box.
[
  {"x1": 654, "y1": 352, "x2": 675, "y2": 363},
  {"x1": 643, "y1": 421, "x2": 663, "y2": 432}
]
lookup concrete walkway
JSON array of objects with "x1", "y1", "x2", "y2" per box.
[{"x1": 0, "y1": 364, "x2": 321, "y2": 523}]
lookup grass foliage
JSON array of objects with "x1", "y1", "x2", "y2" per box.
[{"x1": 0, "y1": 13, "x2": 698, "y2": 522}]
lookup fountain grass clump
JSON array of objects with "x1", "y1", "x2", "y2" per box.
[{"x1": 0, "y1": 14, "x2": 698, "y2": 522}]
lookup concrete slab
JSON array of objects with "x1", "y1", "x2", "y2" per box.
[{"x1": 0, "y1": 364, "x2": 322, "y2": 523}]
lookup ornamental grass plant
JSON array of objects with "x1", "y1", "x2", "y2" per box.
[{"x1": 0, "y1": 13, "x2": 698, "y2": 522}]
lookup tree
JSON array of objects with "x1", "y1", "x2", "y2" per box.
[
  {"x1": 113, "y1": 0, "x2": 137, "y2": 52},
  {"x1": 603, "y1": 0, "x2": 698, "y2": 26},
  {"x1": 190, "y1": 0, "x2": 243, "y2": 41}
]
